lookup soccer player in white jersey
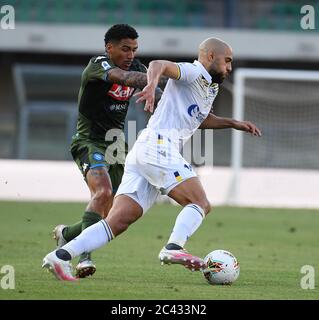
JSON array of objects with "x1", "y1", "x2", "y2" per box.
[{"x1": 42, "y1": 38, "x2": 261, "y2": 281}]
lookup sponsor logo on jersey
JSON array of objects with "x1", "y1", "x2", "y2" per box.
[
  {"x1": 187, "y1": 104, "x2": 206, "y2": 122},
  {"x1": 187, "y1": 104, "x2": 200, "y2": 117},
  {"x1": 107, "y1": 84, "x2": 134, "y2": 101},
  {"x1": 109, "y1": 104, "x2": 127, "y2": 111}
]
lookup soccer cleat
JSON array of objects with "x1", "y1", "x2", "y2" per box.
[
  {"x1": 158, "y1": 247, "x2": 206, "y2": 271},
  {"x1": 42, "y1": 251, "x2": 77, "y2": 281},
  {"x1": 52, "y1": 224, "x2": 67, "y2": 248},
  {"x1": 75, "y1": 259, "x2": 96, "y2": 278}
]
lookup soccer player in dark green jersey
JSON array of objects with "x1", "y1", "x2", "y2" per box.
[{"x1": 52, "y1": 24, "x2": 157, "y2": 278}]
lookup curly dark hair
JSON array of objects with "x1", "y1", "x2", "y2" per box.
[{"x1": 104, "y1": 24, "x2": 139, "y2": 45}]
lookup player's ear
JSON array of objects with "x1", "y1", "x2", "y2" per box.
[
  {"x1": 106, "y1": 42, "x2": 112, "y2": 54},
  {"x1": 209, "y1": 52, "x2": 215, "y2": 62}
]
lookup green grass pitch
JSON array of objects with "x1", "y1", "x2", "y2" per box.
[{"x1": 0, "y1": 201, "x2": 318, "y2": 300}]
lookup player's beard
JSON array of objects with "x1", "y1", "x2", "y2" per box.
[{"x1": 210, "y1": 71, "x2": 225, "y2": 84}]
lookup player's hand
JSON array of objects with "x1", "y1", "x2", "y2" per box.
[
  {"x1": 234, "y1": 120, "x2": 262, "y2": 136},
  {"x1": 134, "y1": 84, "x2": 156, "y2": 113}
]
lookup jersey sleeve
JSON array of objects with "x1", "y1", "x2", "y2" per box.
[
  {"x1": 84, "y1": 56, "x2": 117, "y2": 82},
  {"x1": 176, "y1": 62, "x2": 200, "y2": 83}
]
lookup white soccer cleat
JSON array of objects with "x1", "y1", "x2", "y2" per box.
[
  {"x1": 75, "y1": 259, "x2": 96, "y2": 278},
  {"x1": 42, "y1": 251, "x2": 77, "y2": 281},
  {"x1": 52, "y1": 224, "x2": 67, "y2": 248},
  {"x1": 158, "y1": 247, "x2": 206, "y2": 271}
]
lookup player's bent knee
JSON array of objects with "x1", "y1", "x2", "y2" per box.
[
  {"x1": 189, "y1": 200, "x2": 211, "y2": 216},
  {"x1": 205, "y1": 202, "x2": 213, "y2": 216},
  {"x1": 199, "y1": 200, "x2": 212, "y2": 216}
]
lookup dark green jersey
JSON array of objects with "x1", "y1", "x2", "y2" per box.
[{"x1": 75, "y1": 55, "x2": 147, "y2": 142}]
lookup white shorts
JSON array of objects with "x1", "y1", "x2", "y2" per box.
[{"x1": 116, "y1": 131, "x2": 197, "y2": 213}]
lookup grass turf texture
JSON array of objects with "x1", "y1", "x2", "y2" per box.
[{"x1": 0, "y1": 201, "x2": 318, "y2": 300}]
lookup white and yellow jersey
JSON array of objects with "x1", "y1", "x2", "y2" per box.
[
  {"x1": 145, "y1": 60, "x2": 219, "y2": 148},
  {"x1": 118, "y1": 61, "x2": 219, "y2": 212}
]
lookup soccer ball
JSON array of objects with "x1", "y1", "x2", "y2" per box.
[{"x1": 202, "y1": 249, "x2": 240, "y2": 285}]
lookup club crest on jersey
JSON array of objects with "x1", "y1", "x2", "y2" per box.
[
  {"x1": 108, "y1": 84, "x2": 134, "y2": 101},
  {"x1": 93, "y1": 153, "x2": 104, "y2": 161}
]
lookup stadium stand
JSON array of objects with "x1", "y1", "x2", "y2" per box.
[{"x1": 12, "y1": 0, "x2": 318, "y2": 31}]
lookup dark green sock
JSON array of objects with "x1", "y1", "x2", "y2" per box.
[
  {"x1": 62, "y1": 221, "x2": 82, "y2": 242},
  {"x1": 79, "y1": 211, "x2": 103, "y2": 262},
  {"x1": 82, "y1": 211, "x2": 103, "y2": 230}
]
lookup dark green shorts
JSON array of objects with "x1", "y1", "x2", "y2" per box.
[{"x1": 70, "y1": 138, "x2": 125, "y2": 193}]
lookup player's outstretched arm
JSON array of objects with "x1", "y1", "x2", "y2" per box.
[
  {"x1": 134, "y1": 60, "x2": 179, "y2": 113},
  {"x1": 107, "y1": 68, "x2": 147, "y2": 90},
  {"x1": 200, "y1": 113, "x2": 262, "y2": 136},
  {"x1": 107, "y1": 67, "x2": 163, "y2": 111}
]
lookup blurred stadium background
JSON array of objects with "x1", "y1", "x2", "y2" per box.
[{"x1": 0, "y1": 0, "x2": 319, "y2": 208}]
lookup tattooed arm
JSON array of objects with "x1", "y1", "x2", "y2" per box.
[
  {"x1": 107, "y1": 67, "x2": 163, "y2": 111},
  {"x1": 107, "y1": 68, "x2": 147, "y2": 90}
]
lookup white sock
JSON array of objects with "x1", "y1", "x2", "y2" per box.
[
  {"x1": 61, "y1": 220, "x2": 114, "y2": 258},
  {"x1": 167, "y1": 204, "x2": 205, "y2": 248}
]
